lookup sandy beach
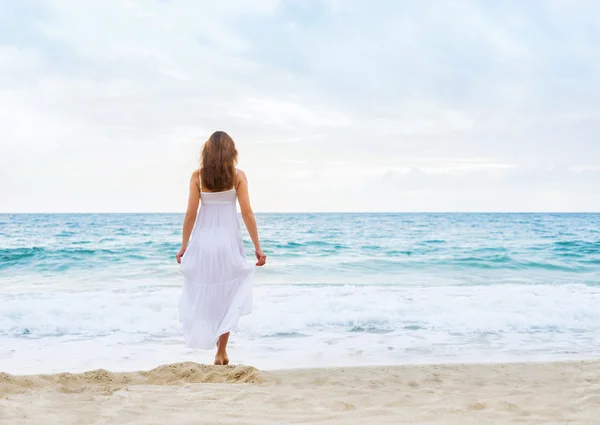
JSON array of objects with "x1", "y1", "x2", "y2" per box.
[{"x1": 1, "y1": 360, "x2": 598, "y2": 424}]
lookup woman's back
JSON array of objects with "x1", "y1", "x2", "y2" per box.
[{"x1": 196, "y1": 186, "x2": 240, "y2": 235}]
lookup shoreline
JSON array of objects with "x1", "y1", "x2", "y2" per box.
[
  {"x1": 3, "y1": 352, "x2": 600, "y2": 376},
  {"x1": 1, "y1": 359, "x2": 598, "y2": 424}
]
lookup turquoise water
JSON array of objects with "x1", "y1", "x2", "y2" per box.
[{"x1": 1, "y1": 213, "x2": 600, "y2": 373}]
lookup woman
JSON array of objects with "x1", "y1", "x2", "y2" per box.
[{"x1": 176, "y1": 131, "x2": 266, "y2": 365}]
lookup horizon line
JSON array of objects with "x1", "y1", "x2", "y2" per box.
[{"x1": 1, "y1": 211, "x2": 599, "y2": 215}]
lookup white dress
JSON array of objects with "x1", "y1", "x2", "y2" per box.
[{"x1": 178, "y1": 179, "x2": 254, "y2": 349}]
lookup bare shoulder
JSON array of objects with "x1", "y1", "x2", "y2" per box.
[
  {"x1": 236, "y1": 168, "x2": 248, "y2": 183},
  {"x1": 190, "y1": 169, "x2": 201, "y2": 187}
]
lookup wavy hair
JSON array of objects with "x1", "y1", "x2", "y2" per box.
[{"x1": 200, "y1": 131, "x2": 238, "y2": 192}]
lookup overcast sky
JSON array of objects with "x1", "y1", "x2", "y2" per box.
[{"x1": 1, "y1": 0, "x2": 599, "y2": 212}]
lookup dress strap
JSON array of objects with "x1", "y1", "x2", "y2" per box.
[{"x1": 198, "y1": 169, "x2": 202, "y2": 192}]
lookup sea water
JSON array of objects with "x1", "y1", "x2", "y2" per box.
[{"x1": 1, "y1": 213, "x2": 599, "y2": 373}]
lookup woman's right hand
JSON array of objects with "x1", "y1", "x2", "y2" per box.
[
  {"x1": 255, "y1": 248, "x2": 267, "y2": 266},
  {"x1": 176, "y1": 246, "x2": 186, "y2": 264}
]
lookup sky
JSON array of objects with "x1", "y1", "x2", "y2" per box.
[{"x1": 1, "y1": 0, "x2": 599, "y2": 213}]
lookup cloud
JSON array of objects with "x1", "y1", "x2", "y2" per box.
[{"x1": 0, "y1": 0, "x2": 599, "y2": 212}]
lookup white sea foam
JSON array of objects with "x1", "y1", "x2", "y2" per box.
[{"x1": 2, "y1": 283, "x2": 599, "y2": 374}]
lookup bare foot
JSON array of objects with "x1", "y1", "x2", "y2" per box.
[
  {"x1": 214, "y1": 353, "x2": 229, "y2": 366},
  {"x1": 215, "y1": 338, "x2": 229, "y2": 365}
]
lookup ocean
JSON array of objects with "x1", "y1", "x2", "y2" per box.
[{"x1": 1, "y1": 213, "x2": 599, "y2": 374}]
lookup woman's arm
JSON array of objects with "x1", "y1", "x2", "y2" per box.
[
  {"x1": 176, "y1": 171, "x2": 200, "y2": 264},
  {"x1": 236, "y1": 170, "x2": 266, "y2": 266}
]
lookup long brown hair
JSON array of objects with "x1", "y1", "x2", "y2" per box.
[{"x1": 200, "y1": 131, "x2": 238, "y2": 192}]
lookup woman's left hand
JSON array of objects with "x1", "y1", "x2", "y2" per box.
[{"x1": 176, "y1": 246, "x2": 186, "y2": 264}]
